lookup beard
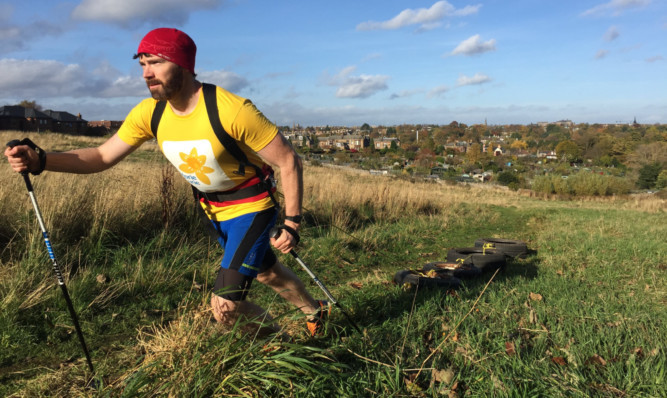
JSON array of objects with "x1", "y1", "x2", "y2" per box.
[{"x1": 146, "y1": 69, "x2": 184, "y2": 101}]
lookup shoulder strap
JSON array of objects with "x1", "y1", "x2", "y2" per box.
[
  {"x1": 150, "y1": 84, "x2": 262, "y2": 177},
  {"x1": 151, "y1": 100, "x2": 167, "y2": 139},
  {"x1": 202, "y1": 83, "x2": 279, "y2": 209},
  {"x1": 202, "y1": 83, "x2": 256, "y2": 177}
]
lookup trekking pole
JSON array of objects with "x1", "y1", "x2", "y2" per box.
[
  {"x1": 6, "y1": 139, "x2": 95, "y2": 374},
  {"x1": 270, "y1": 227, "x2": 362, "y2": 334}
]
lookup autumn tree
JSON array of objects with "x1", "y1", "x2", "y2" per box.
[
  {"x1": 18, "y1": 100, "x2": 42, "y2": 110},
  {"x1": 555, "y1": 140, "x2": 581, "y2": 162},
  {"x1": 448, "y1": 121, "x2": 465, "y2": 138},
  {"x1": 628, "y1": 142, "x2": 667, "y2": 168},
  {"x1": 510, "y1": 140, "x2": 528, "y2": 151},
  {"x1": 415, "y1": 148, "x2": 436, "y2": 171},
  {"x1": 466, "y1": 143, "x2": 482, "y2": 164}
]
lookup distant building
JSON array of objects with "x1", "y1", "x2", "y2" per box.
[
  {"x1": 0, "y1": 106, "x2": 53, "y2": 132},
  {"x1": 0, "y1": 106, "x2": 88, "y2": 134},
  {"x1": 88, "y1": 120, "x2": 123, "y2": 130},
  {"x1": 87, "y1": 120, "x2": 124, "y2": 136},
  {"x1": 537, "y1": 150, "x2": 557, "y2": 160},
  {"x1": 42, "y1": 110, "x2": 88, "y2": 134},
  {"x1": 374, "y1": 137, "x2": 400, "y2": 150},
  {"x1": 319, "y1": 134, "x2": 369, "y2": 151}
]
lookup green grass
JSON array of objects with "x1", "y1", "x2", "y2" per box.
[{"x1": 0, "y1": 174, "x2": 665, "y2": 396}]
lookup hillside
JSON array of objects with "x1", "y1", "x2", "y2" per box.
[{"x1": 0, "y1": 131, "x2": 665, "y2": 397}]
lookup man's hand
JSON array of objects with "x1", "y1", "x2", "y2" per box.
[
  {"x1": 269, "y1": 225, "x2": 299, "y2": 254},
  {"x1": 4, "y1": 144, "x2": 39, "y2": 174}
]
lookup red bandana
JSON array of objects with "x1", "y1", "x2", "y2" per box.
[{"x1": 137, "y1": 28, "x2": 197, "y2": 74}]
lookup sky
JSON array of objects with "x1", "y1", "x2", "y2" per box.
[{"x1": 0, "y1": 0, "x2": 665, "y2": 127}]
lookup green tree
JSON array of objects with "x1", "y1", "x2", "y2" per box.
[
  {"x1": 637, "y1": 163, "x2": 663, "y2": 189},
  {"x1": 360, "y1": 123, "x2": 371, "y2": 132},
  {"x1": 656, "y1": 170, "x2": 667, "y2": 190},
  {"x1": 555, "y1": 140, "x2": 581, "y2": 162}
]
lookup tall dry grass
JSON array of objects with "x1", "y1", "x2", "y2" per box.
[
  {"x1": 1, "y1": 130, "x2": 664, "y2": 254},
  {"x1": 2, "y1": 131, "x2": 665, "y2": 397},
  {"x1": 1, "y1": 130, "x2": 664, "y2": 243},
  {"x1": 302, "y1": 164, "x2": 666, "y2": 216},
  {"x1": 1, "y1": 131, "x2": 191, "y2": 245}
]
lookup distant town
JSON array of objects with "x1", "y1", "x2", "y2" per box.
[{"x1": 2, "y1": 101, "x2": 665, "y2": 194}]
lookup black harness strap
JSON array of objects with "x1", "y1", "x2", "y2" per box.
[
  {"x1": 201, "y1": 83, "x2": 250, "y2": 177},
  {"x1": 150, "y1": 83, "x2": 280, "y2": 210},
  {"x1": 151, "y1": 100, "x2": 167, "y2": 138}
]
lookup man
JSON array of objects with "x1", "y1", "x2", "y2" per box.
[{"x1": 4, "y1": 27, "x2": 329, "y2": 337}]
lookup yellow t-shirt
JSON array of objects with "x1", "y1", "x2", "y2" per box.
[{"x1": 117, "y1": 85, "x2": 278, "y2": 221}]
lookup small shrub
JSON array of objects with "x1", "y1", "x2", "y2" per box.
[
  {"x1": 655, "y1": 170, "x2": 667, "y2": 190},
  {"x1": 532, "y1": 173, "x2": 631, "y2": 196},
  {"x1": 497, "y1": 171, "x2": 519, "y2": 186}
]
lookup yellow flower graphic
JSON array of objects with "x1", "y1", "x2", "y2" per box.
[{"x1": 178, "y1": 148, "x2": 214, "y2": 185}]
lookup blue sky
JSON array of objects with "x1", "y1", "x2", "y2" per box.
[{"x1": 0, "y1": 0, "x2": 664, "y2": 126}]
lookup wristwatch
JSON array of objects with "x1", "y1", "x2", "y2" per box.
[{"x1": 285, "y1": 215, "x2": 302, "y2": 224}]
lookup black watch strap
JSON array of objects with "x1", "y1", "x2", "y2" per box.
[{"x1": 285, "y1": 215, "x2": 302, "y2": 224}]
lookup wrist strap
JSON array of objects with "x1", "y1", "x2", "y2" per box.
[
  {"x1": 275, "y1": 224, "x2": 300, "y2": 245},
  {"x1": 19, "y1": 138, "x2": 46, "y2": 175}
]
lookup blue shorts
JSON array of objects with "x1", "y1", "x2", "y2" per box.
[{"x1": 210, "y1": 208, "x2": 278, "y2": 278}]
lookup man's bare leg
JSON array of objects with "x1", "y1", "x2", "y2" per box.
[
  {"x1": 210, "y1": 294, "x2": 280, "y2": 337},
  {"x1": 256, "y1": 260, "x2": 319, "y2": 316}
]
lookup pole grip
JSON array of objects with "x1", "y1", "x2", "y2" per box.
[
  {"x1": 269, "y1": 227, "x2": 281, "y2": 239},
  {"x1": 6, "y1": 139, "x2": 34, "y2": 188}
]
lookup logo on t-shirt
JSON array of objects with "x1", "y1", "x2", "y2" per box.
[
  {"x1": 178, "y1": 148, "x2": 214, "y2": 184},
  {"x1": 162, "y1": 140, "x2": 235, "y2": 192}
]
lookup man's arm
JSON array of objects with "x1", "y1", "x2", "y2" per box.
[
  {"x1": 4, "y1": 133, "x2": 137, "y2": 174},
  {"x1": 257, "y1": 132, "x2": 303, "y2": 253}
]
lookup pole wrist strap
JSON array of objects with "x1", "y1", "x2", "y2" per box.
[{"x1": 19, "y1": 138, "x2": 47, "y2": 175}]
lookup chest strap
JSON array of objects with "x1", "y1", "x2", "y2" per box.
[{"x1": 196, "y1": 180, "x2": 273, "y2": 203}]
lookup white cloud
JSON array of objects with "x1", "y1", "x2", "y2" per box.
[
  {"x1": 0, "y1": 59, "x2": 89, "y2": 97},
  {"x1": 198, "y1": 70, "x2": 249, "y2": 93},
  {"x1": 581, "y1": 0, "x2": 651, "y2": 17},
  {"x1": 450, "y1": 34, "x2": 496, "y2": 56},
  {"x1": 427, "y1": 85, "x2": 449, "y2": 98},
  {"x1": 646, "y1": 55, "x2": 663, "y2": 62},
  {"x1": 389, "y1": 89, "x2": 424, "y2": 100},
  {"x1": 595, "y1": 49, "x2": 609, "y2": 59},
  {"x1": 98, "y1": 76, "x2": 147, "y2": 97},
  {"x1": 604, "y1": 25, "x2": 620, "y2": 41},
  {"x1": 0, "y1": 21, "x2": 64, "y2": 53},
  {"x1": 325, "y1": 66, "x2": 389, "y2": 99},
  {"x1": 71, "y1": 0, "x2": 220, "y2": 26},
  {"x1": 0, "y1": 58, "x2": 151, "y2": 99},
  {"x1": 456, "y1": 73, "x2": 491, "y2": 86},
  {"x1": 362, "y1": 53, "x2": 383, "y2": 62},
  {"x1": 356, "y1": 1, "x2": 481, "y2": 31}
]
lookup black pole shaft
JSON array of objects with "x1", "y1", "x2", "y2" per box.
[{"x1": 20, "y1": 172, "x2": 95, "y2": 374}]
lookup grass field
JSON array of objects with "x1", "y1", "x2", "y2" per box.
[{"x1": 1, "y1": 131, "x2": 665, "y2": 397}]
